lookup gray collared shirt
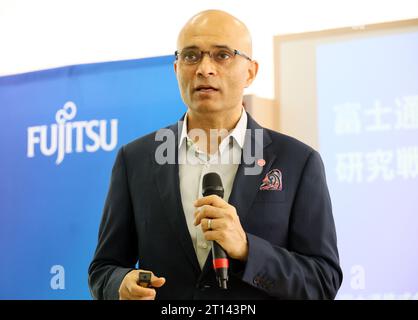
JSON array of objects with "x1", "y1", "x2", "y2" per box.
[{"x1": 178, "y1": 109, "x2": 247, "y2": 269}]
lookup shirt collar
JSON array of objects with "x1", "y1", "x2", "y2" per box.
[{"x1": 178, "y1": 108, "x2": 247, "y2": 151}]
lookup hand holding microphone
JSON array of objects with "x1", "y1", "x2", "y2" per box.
[{"x1": 194, "y1": 173, "x2": 249, "y2": 289}]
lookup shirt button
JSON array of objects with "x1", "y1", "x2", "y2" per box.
[{"x1": 198, "y1": 242, "x2": 208, "y2": 249}]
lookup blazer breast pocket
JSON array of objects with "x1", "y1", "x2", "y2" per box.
[{"x1": 254, "y1": 190, "x2": 286, "y2": 202}]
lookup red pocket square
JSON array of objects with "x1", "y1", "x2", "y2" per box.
[{"x1": 260, "y1": 169, "x2": 283, "y2": 191}]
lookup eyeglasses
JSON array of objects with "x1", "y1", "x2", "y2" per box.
[{"x1": 175, "y1": 47, "x2": 252, "y2": 65}]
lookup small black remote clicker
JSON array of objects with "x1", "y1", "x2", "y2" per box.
[{"x1": 137, "y1": 271, "x2": 152, "y2": 288}]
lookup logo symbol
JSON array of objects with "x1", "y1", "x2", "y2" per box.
[{"x1": 27, "y1": 101, "x2": 118, "y2": 165}]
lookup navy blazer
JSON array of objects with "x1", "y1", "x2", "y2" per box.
[{"x1": 88, "y1": 113, "x2": 343, "y2": 299}]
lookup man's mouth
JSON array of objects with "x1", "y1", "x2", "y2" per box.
[{"x1": 194, "y1": 85, "x2": 219, "y2": 92}]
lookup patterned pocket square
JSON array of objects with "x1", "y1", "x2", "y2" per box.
[{"x1": 260, "y1": 169, "x2": 283, "y2": 191}]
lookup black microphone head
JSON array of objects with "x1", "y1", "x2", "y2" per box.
[{"x1": 202, "y1": 172, "x2": 224, "y2": 198}]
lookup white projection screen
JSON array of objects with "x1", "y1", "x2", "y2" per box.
[{"x1": 274, "y1": 19, "x2": 418, "y2": 299}]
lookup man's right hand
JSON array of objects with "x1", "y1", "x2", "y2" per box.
[{"x1": 118, "y1": 269, "x2": 166, "y2": 300}]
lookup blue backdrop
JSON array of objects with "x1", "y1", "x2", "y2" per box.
[{"x1": 0, "y1": 56, "x2": 186, "y2": 299}]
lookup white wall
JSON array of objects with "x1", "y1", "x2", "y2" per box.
[{"x1": 1, "y1": 0, "x2": 417, "y2": 99}]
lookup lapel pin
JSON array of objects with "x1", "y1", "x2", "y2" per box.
[{"x1": 257, "y1": 159, "x2": 266, "y2": 167}]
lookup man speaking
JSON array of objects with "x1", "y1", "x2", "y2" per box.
[{"x1": 88, "y1": 9, "x2": 342, "y2": 300}]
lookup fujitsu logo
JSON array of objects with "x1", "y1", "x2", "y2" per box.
[{"x1": 27, "y1": 101, "x2": 118, "y2": 165}]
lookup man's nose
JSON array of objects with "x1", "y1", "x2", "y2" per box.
[{"x1": 195, "y1": 54, "x2": 217, "y2": 77}]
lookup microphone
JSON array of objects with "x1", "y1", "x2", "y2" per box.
[{"x1": 202, "y1": 172, "x2": 229, "y2": 289}]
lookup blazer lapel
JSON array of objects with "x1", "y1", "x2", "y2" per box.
[
  {"x1": 228, "y1": 113, "x2": 276, "y2": 222},
  {"x1": 200, "y1": 113, "x2": 276, "y2": 278},
  {"x1": 152, "y1": 121, "x2": 201, "y2": 275}
]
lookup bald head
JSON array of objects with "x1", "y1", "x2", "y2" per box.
[
  {"x1": 174, "y1": 10, "x2": 258, "y2": 124},
  {"x1": 177, "y1": 10, "x2": 253, "y2": 57}
]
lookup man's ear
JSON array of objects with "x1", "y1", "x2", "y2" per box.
[
  {"x1": 245, "y1": 60, "x2": 259, "y2": 87},
  {"x1": 174, "y1": 61, "x2": 178, "y2": 74}
]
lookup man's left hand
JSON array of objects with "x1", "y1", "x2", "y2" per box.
[{"x1": 194, "y1": 195, "x2": 248, "y2": 261}]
